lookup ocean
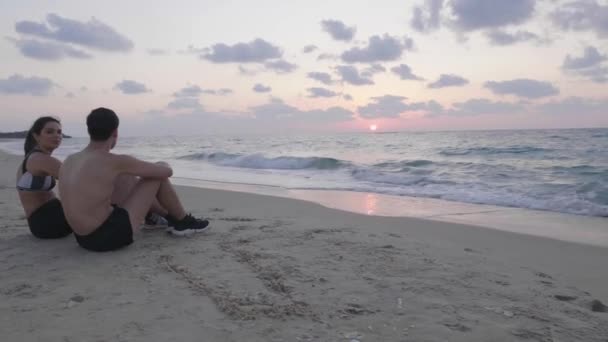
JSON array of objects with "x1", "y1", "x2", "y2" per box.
[{"x1": 3, "y1": 128, "x2": 607, "y2": 218}]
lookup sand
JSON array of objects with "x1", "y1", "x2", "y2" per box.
[{"x1": 1, "y1": 149, "x2": 607, "y2": 341}]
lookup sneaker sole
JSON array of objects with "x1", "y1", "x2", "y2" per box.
[{"x1": 169, "y1": 225, "x2": 210, "y2": 236}]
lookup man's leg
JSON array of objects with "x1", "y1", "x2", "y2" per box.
[
  {"x1": 154, "y1": 176, "x2": 210, "y2": 235},
  {"x1": 112, "y1": 174, "x2": 168, "y2": 217},
  {"x1": 155, "y1": 178, "x2": 187, "y2": 221},
  {"x1": 121, "y1": 179, "x2": 162, "y2": 231}
]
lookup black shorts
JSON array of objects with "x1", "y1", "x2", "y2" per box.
[
  {"x1": 74, "y1": 205, "x2": 133, "y2": 252},
  {"x1": 27, "y1": 198, "x2": 72, "y2": 239}
]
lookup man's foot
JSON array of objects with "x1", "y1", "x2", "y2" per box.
[
  {"x1": 143, "y1": 212, "x2": 169, "y2": 229},
  {"x1": 169, "y1": 214, "x2": 210, "y2": 236}
]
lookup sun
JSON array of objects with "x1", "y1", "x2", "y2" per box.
[{"x1": 369, "y1": 124, "x2": 378, "y2": 131}]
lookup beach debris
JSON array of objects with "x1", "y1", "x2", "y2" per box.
[
  {"x1": 484, "y1": 306, "x2": 514, "y2": 318},
  {"x1": 493, "y1": 280, "x2": 510, "y2": 286},
  {"x1": 554, "y1": 294, "x2": 577, "y2": 302},
  {"x1": 296, "y1": 334, "x2": 313, "y2": 341},
  {"x1": 381, "y1": 244, "x2": 394, "y2": 249},
  {"x1": 70, "y1": 295, "x2": 85, "y2": 302},
  {"x1": 535, "y1": 272, "x2": 553, "y2": 279},
  {"x1": 591, "y1": 299, "x2": 607, "y2": 312},
  {"x1": 340, "y1": 303, "x2": 375, "y2": 316},
  {"x1": 66, "y1": 295, "x2": 85, "y2": 308},
  {"x1": 444, "y1": 322, "x2": 472, "y2": 332},
  {"x1": 344, "y1": 331, "x2": 363, "y2": 340}
]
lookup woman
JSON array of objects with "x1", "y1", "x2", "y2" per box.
[{"x1": 16, "y1": 116, "x2": 72, "y2": 238}]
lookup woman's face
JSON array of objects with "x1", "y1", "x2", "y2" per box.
[{"x1": 34, "y1": 121, "x2": 62, "y2": 151}]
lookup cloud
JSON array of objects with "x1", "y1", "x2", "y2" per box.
[
  {"x1": 577, "y1": 65, "x2": 608, "y2": 83},
  {"x1": 303, "y1": 45, "x2": 318, "y2": 53},
  {"x1": 15, "y1": 13, "x2": 133, "y2": 51},
  {"x1": 335, "y1": 65, "x2": 374, "y2": 85},
  {"x1": 10, "y1": 38, "x2": 92, "y2": 60},
  {"x1": 484, "y1": 79, "x2": 559, "y2": 98},
  {"x1": 147, "y1": 48, "x2": 169, "y2": 56},
  {"x1": 536, "y1": 96, "x2": 608, "y2": 115},
  {"x1": 0, "y1": 74, "x2": 54, "y2": 96},
  {"x1": 485, "y1": 30, "x2": 542, "y2": 45},
  {"x1": 361, "y1": 64, "x2": 386, "y2": 77},
  {"x1": 391, "y1": 64, "x2": 424, "y2": 80},
  {"x1": 428, "y1": 74, "x2": 469, "y2": 88},
  {"x1": 307, "y1": 87, "x2": 338, "y2": 98},
  {"x1": 202, "y1": 88, "x2": 233, "y2": 95},
  {"x1": 251, "y1": 98, "x2": 354, "y2": 122},
  {"x1": 65, "y1": 92, "x2": 75, "y2": 98},
  {"x1": 238, "y1": 65, "x2": 257, "y2": 76},
  {"x1": 411, "y1": 0, "x2": 444, "y2": 32},
  {"x1": 341, "y1": 34, "x2": 413, "y2": 63},
  {"x1": 201, "y1": 39, "x2": 282, "y2": 63},
  {"x1": 172, "y1": 85, "x2": 231, "y2": 97},
  {"x1": 317, "y1": 53, "x2": 338, "y2": 61},
  {"x1": 550, "y1": 1, "x2": 608, "y2": 39},
  {"x1": 264, "y1": 59, "x2": 297, "y2": 74},
  {"x1": 123, "y1": 104, "x2": 356, "y2": 135},
  {"x1": 343, "y1": 94, "x2": 353, "y2": 101},
  {"x1": 307, "y1": 72, "x2": 334, "y2": 85},
  {"x1": 413, "y1": 98, "x2": 523, "y2": 117},
  {"x1": 253, "y1": 83, "x2": 272, "y2": 93},
  {"x1": 449, "y1": 0, "x2": 536, "y2": 31},
  {"x1": 301, "y1": 107, "x2": 354, "y2": 122},
  {"x1": 180, "y1": 45, "x2": 209, "y2": 55},
  {"x1": 562, "y1": 46, "x2": 606, "y2": 69},
  {"x1": 321, "y1": 19, "x2": 356, "y2": 41},
  {"x1": 167, "y1": 97, "x2": 203, "y2": 110},
  {"x1": 441, "y1": 98, "x2": 524, "y2": 116},
  {"x1": 357, "y1": 95, "x2": 410, "y2": 118},
  {"x1": 174, "y1": 85, "x2": 202, "y2": 97},
  {"x1": 406, "y1": 100, "x2": 445, "y2": 114},
  {"x1": 114, "y1": 80, "x2": 149, "y2": 94},
  {"x1": 560, "y1": 47, "x2": 608, "y2": 83}
]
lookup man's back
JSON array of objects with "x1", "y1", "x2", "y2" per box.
[{"x1": 59, "y1": 149, "x2": 119, "y2": 235}]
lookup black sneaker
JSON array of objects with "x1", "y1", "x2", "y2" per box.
[
  {"x1": 170, "y1": 214, "x2": 210, "y2": 236},
  {"x1": 144, "y1": 212, "x2": 169, "y2": 229}
]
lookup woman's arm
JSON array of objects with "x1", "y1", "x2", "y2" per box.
[{"x1": 26, "y1": 153, "x2": 63, "y2": 179}]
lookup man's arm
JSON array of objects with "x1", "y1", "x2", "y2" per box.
[{"x1": 114, "y1": 154, "x2": 173, "y2": 179}]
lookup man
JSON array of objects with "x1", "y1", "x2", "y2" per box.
[{"x1": 59, "y1": 107, "x2": 209, "y2": 252}]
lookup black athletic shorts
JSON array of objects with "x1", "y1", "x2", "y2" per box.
[
  {"x1": 74, "y1": 205, "x2": 133, "y2": 252},
  {"x1": 27, "y1": 198, "x2": 72, "y2": 239}
]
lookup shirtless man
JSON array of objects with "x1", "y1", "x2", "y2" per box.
[{"x1": 59, "y1": 107, "x2": 209, "y2": 252}]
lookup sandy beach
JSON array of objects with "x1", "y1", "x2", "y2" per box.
[{"x1": 1, "y1": 149, "x2": 607, "y2": 341}]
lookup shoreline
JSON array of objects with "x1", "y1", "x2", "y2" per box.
[
  {"x1": 171, "y1": 177, "x2": 608, "y2": 248},
  {"x1": 3, "y1": 143, "x2": 606, "y2": 247},
  {"x1": 2, "y1": 149, "x2": 608, "y2": 340}
]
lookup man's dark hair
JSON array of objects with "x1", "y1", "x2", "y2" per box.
[{"x1": 87, "y1": 107, "x2": 119, "y2": 141}]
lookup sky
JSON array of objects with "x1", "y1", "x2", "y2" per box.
[{"x1": 1, "y1": 0, "x2": 607, "y2": 136}]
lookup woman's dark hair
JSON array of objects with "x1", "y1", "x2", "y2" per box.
[{"x1": 24, "y1": 116, "x2": 61, "y2": 155}]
